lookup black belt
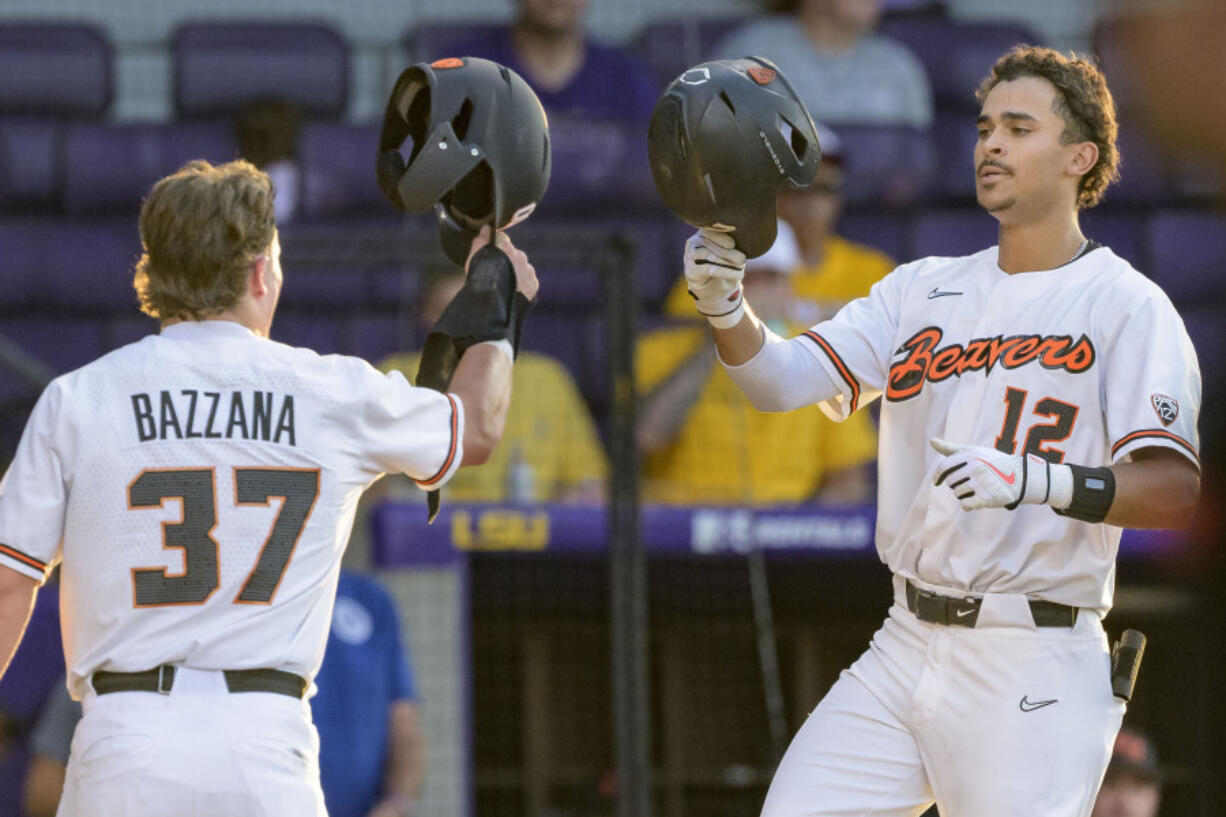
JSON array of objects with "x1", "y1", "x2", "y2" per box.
[
  {"x1": 92, "y1": 666, "x2": 307, "y2": 699},
  {"x1": 905, "y1": 580, "x2": 1079, "y2": 628}
]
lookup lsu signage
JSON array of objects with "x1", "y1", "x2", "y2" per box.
[{"x1": 451, "y1": 509, "x2": 550, "y2": 551}]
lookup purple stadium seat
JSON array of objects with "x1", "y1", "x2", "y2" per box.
[
  {"x1": 368, "y1": 269, "x2": 419, "y2": 311},
  {"x1": 1147, "y1": 210, "x2": 1226, "y2": 304},
  {"x1": 837, "y1": 209, "x2": 909, "y2": 262},
  {"x1": 880, "y1": 18, "x2": 1041, "y2": 110},
  {"x1": 540, "y1": 115, "x2": 656, "y2": 215},
  {"x1": 518, "y1": 312, "x2": 608, "y2": 412},
  {"x1": 2, "y1": 317, "x2": 105, "y2": 374},
  {"x1": 0, "y1": 220, "x2": 141, "y2": 310},
  {"x1": 276, "y1": 267, "x2": 366, "y2": 310},
  {"x1": 299, "y1": 122, "x2": 387, "y2": 219},
  {"x1": 909, "y1": 207, "x2": 997, "y2": 259},
  {"x1": 835, "y1": 125, "x2": 936, "y2": 206},
  {"x1": 634, "y1": 16, "x2": 743, "y2": 86},
  {"x1": 404, "y1": 22, "x2": 503, "y2": 64},
  {"x1": 269, "y1": 313, "x2": 346, "y2": 355},
  {"x1": 348, "y1": 313, "x2": 406, "y2": 363},
  {"x1": 933, "y1": 109, "x2": 977, "y2": 201},
  {"x1": 1108, "y1": 126, "x2": 1172, "y2": 205},
  {"x1": 42, "y1": 221, "x2": 143, "y2": 310},
  {"x1": 0, "y1": 220, "x2": 52, "y2": 306},
  {"x1": 0, "y1": 119, "x2": 63, "y2": 212},
  {"x1": 62, "y1": 123, "x2": 236, "y2": 215},
  {"x1": 107, "y1": 316, "x2": 161, "y2": 350},
  {"x1": 0, "y1": 24, "x2": 111, "y2": 118},
  {"x1": 174, "y1": 22, "x2": 348, "y2": 120},
  {"x1": 1079, "y1": 210, "x2": 1145, "y2": 270}
]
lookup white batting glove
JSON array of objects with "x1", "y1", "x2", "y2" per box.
[
  {"x1": 930, "y1": 438, "x2": 1073, "y2": 511},
  {"x1": 683, "y1": 228, "x2": 747, "y2": 328}
]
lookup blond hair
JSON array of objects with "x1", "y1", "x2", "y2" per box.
[{"x1": 134, "y1": 159, "x2": 276, "y2": 321}]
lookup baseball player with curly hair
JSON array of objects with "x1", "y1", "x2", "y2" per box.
[
  {"x1": 0, "y1": 157, "x2": 537, "y2": 815},
  {"x1": 680, "y1": 47, "x2": 1201, "y2": 816}
]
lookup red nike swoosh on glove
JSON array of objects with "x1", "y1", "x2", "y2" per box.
[{"x1": 976, "y1": 458, "x2": 1016, "y2": 485}]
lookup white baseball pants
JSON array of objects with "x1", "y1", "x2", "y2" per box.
[
  {"x1": 58, "y1": 667, "x2": 326, "y2": 817},
  {"x1": 760, "y1": 576, "x2": 1125, "y2": 817}
]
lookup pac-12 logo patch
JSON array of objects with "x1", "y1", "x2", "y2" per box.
[{"x1": 1151, "y1": 394, "x2": 1179, "y2": 426}]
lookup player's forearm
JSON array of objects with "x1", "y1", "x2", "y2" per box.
[
  {"x1": 0, "y1": 569, "x2": 39, "y2": 680},
  {"x1": 710, "y1": 305, "x2": 766, "y2": 366},
  {"x1": 450, "y1": 343, "x2": 512, "y2": 467},
  {"x1": 380, "y1": 701, "x2": 425, "y2": 805},
  {"x1": 1103, "y1": 449, "x2": 1200, "y2": 529},
  {"x1": 637, "y1": 344, "x2": 716, "y2": 453}
]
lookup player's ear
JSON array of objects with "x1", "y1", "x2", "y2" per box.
[
  {"x1": 1067, "y1": 141, "x2": 1098, "y2": 178},
  {"x1": 249, "y1": 254, "x2": 269, "y2": 298}
]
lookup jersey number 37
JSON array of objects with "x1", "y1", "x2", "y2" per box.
[{"x1": 127, "y1": 467, "x2": 320, "y2": 607}]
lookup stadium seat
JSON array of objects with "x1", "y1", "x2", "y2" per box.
[
  {"x1": 0, "y1": 119, "x2": 64, "y2": 212},
  {"x1": 835, "y1": 125, "x2": 937, "y2": 207},
  {"x1": 403, "y1": 22, "x2": 503, "y2": 65},
  {"x1": 633, "y1": 16, "x2": 743, "y2": 87},
  {"x1": 276, "y1": 267, "x2": 368, "y2": 310},
  {"x1": 173, "y1": 22, "x2": 349, "y2": 120},
  {"x1": 367, "y1": 268, "x2": 419, "y2": 312},
  {"x1": 1079, "y1": 209, "x2": 1146, "y2": 270},
  {"x1": 879, "y1": 18, "x2": 1042, "y2": 110},
  {"x1": 1108, "y1": 126, "x2": 1173, "y2": 206},
  {"x1": 0, "y1": 219, "x2": 140, "y2": 311},
  {"x1": 932, "y1": 108, "x2": 977, "y2": 201},
  {"x1": 269, "y1": 312, "x2": 347, "y2": 355},
  {"x1": 61, "y1": 123, "x2": 236, "y2": 215},
  {"x1": 0, "y1": 23, "x2": 111, "y2": 118},
  {"x1": 2, "y1": 317, "x2": 106, "y2": 374},
  {"x1": 909, "y1": 207, "x2": 997, "y2": 259},
  {"x1": 299, "y1": 122, "x2": 388, "y2": 219},
  {"x1": 838, "y1": 209, "x2": 910, "y2": 263},
  {"x1": 348, "y1": 313, "x2": 406, "y2": 363},
  {"x1": 1147, "y1": 209, "x2": 1226, "y2": 304},
  {"x1": 540, "y1": 115, "x2": 657, "y2": 216}
]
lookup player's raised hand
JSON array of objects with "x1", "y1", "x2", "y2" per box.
[
  {"x1": 930, "y1": 437, "x2": 1055, "y2": 511},
  {"x1": 684, "y1": 228, "x2": 747, "y2": 328},
  {"x1": 466, "y1": 225, "x2": 539, "y2": 300}
]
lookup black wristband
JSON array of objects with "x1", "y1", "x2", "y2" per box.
[{"x1": 1054, "y1": 464, "x2": 1116, "y2": 523}]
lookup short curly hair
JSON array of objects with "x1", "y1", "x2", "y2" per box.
[
  {"x1": 134, "y1": 159, "x2": 276, "y2": 321},
  {"x1": 977, "y1": 45, "x2": 1120, "y2": 209}
]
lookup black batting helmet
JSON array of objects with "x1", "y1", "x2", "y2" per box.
[
  {"x1": 647, "y1": 57, "x2": 821, "y2": 258},
  {"x1": 377, "y1": 57, "x2": 551, "y2": 264}
]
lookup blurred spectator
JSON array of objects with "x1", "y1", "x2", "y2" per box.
[
  {"x1": 311, "y1": 570, "x2": 424, "y2": 817},
  {"x1": 22, "y1": 677, "x2": 81, "y2": 817},
  {"x1": 443, "y1": 0, "x2": 660, "y2": 121},
  {"x1": 380, "y1": 260, "x2": 607, "y2": 504},
  {"x1": 638, "y1": 221, "x2": 877, "y2": 505},
  {"x1": 234, "y1": 99, "x2": 302, "y2": 222},
  {"x1": 1090, "y1": 727, "x2": 1163, "y2": 817},
  {"x1": 713, "y1": 0, "x2": 933, "y2": 128},
  {"x1": 663, "y1": 125, "x2": 894, "y2": 323},
  {"x1": 0, "y1": 580, "x2": 62, "y2": 817}
]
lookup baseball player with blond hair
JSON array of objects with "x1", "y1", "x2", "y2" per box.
[
  {"x1": 670, "y1": 48, "x2": 1200, "y2": 816},
  {"x1": 0, "y1": 156, "x2": 537, "y2": 815}
]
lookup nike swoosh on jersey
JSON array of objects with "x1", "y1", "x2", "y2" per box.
[
  {"x1": 1019, "y1": 696, "x2": 1059, "y2": 712},
  {"x1": 977, "y1": 458, "x2": 1016, "y2": 485},
  {"x1": 927, "y1": 287, "x2": 963, "y2": 299}
]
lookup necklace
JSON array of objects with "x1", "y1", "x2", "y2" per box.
[{"x1": 1069, "y1": 238, "x2": 1090, "y2": 263}]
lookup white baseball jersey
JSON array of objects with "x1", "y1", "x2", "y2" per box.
[
  {"x1": 0, "y1": 320, "x2": 463, "y2": 699},
  {"x1": 799, "y1": 243, "x2": 1200, "y2": 614}
]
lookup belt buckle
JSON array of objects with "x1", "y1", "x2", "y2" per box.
[{"x1": 156, "y1": 665, "x2": 173, "y2": 694}]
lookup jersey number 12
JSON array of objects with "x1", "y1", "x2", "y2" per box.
[
  {"x1": 994, "y1": 387, "x2": 1079, "y2": 463},
  {"x1": 127, "y1": 467, "x2": 320, "y2": 607}
]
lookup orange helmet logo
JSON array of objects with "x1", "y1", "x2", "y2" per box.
[
  {"x1": 748, "y1": 66, "x2": 776, "y2": 85},
  {"x1": 431, "y1": 57, "x2": 464, "y2": 69}
]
